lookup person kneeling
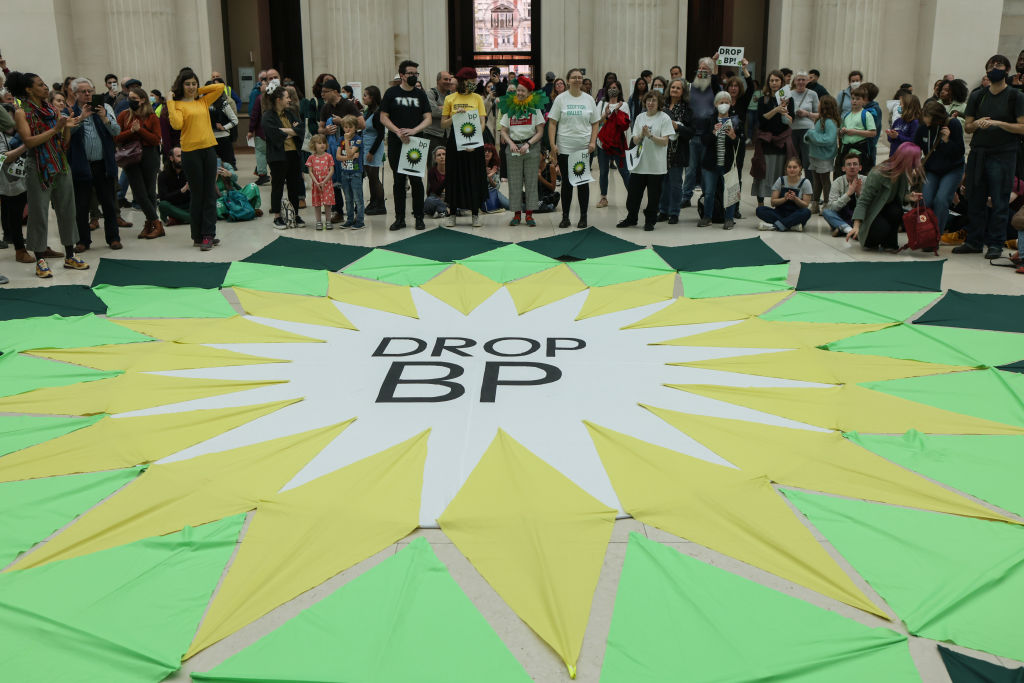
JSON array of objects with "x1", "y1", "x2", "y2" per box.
[{"x1": 847, "y1": 142, "x2": 924, "y2": 251}]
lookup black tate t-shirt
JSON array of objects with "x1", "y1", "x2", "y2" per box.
[
  {"x1": 965, "y1": 85, "x2": 1024, "y2": 150},
  {"x1": 380, "y1": 85, "x2": 431, "y2": 141}
]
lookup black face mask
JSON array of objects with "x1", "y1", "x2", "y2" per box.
[
  {"x1": 128, "y1": 100, "x2": 140, "y2": 111},
  {"x1": 405, "y1": 74, "x2": 417, "y2": 87}
]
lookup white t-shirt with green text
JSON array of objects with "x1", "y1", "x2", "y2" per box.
[{"x1": 548, "y1": 91, "x2": 600, "y2": 154}]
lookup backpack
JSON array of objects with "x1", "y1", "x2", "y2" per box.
[
  {"x1": 281, "y1": 198, "x2": 297, "y2": 229},
  {"x1": 697, "y1": 187, "x2": 725, "y2": 223},
  {"x1": 222, "y1": 190, "x2": 255, "y2": 222},
  {"x1": 900, "y1": 203, "x2": 940, "y2": 255}
]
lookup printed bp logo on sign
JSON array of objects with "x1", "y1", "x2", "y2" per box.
[
  {"x1": 459, "y1": 122, "x2": 477, "y2": 140},
  {"x1": 405, "y1": 148, "x2": 422, "y2": 165}
]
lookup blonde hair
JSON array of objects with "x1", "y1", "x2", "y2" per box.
[
  {"x1": 309, "y1": 133, "x2": 328, "y2": 151},
  {"x1": 340, "y1": 114, "x2": 359, "y2": 130}
]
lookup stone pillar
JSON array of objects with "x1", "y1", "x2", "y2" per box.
[{"x1": 0, "y1": 0, "x2": 68, "y2": 85}]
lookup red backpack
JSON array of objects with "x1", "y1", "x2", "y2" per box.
[{"x1": 900, "y1": 202, "x2": 940, "y2": 255}]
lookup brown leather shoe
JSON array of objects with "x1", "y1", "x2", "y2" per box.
[
  {"x1": 109, "y1": 241, "x2": 123, "y2": 250},
  {"x1": 43, "y1": 247, "x2": 63, "y2": 258},
  {"x1": 117, "y1": 216, "x2": 133, "y2": 228},
  {"x1": 330, "y1": 211, "x2": 343, "y2": 224},
  {"x1": 15, "y1": 248, "x2": 34, "y2": 263},
  {"x1": 254, "y1": 209, "x2": 264, "y2": 217},
  {"x1": 74, "y1": 243, "x2": 89, "y2": 253},
  {"x1": 138, "y1": 220, "x2": 152, "y2": 239},
  {"x1": 146, "y1": 221, "x2": 165, "y2": 239},
  {"x1": 89, "y1": 218, "x2": 99, "y2": 231}
]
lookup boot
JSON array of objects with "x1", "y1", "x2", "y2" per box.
[
  {"x1": 146, "y1": 220, "x2": 165, "y2": 239},
  {"x1": 138, "y1": 220, "x2": 153, "y2": 239},
  {"x1": 15, "y1": 248, "x2": 34, "y2": 263}
]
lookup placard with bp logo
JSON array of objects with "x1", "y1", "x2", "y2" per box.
[
  {"x1": 568, "y1": 150, "x2": 595, "y2": 186},
  {"x1": 452, "y1": 110, "x2": 484, "y2": 151},
  {"x1": 397, "y1": 136, "x2": 431, "y2": 178}
]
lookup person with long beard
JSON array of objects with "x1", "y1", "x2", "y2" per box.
[{"x1": 679, "y1": 57, "x2": 720, "y2": 209}]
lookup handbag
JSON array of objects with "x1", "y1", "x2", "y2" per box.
[
  {"x1": 899, "y1": 201, "x2": 940, "y2": 255},
  {"x1": 722, "y1": 145, "x2": 741, "y2": 207},
  {"x1": 115, "y1": 139, "x2": 143, "y2": 168}
]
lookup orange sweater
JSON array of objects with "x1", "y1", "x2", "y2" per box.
[
  {"x1": 115, "y1": 111, "x2": 161, "y2": 147},
  {"x1": 167, "y1": 83, "x2": 225, "y2": 152}
]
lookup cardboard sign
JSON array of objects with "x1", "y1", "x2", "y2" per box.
[
  {"x1": 397, "y1": 136, "x2": 430, "y2": 177},
  {"x1": 567, "y1": 150, "x2": 594, "y2": 186},
  {"x1": 452, "y1": 109, "x2": 484, "y2": 151},
  {"x1": 717, "y1": 46, "x2": 744, "y2": 67},
  {"x1": 347, "y1": 81, "x2": 362, "y2": 104},
  {"x1": 625, "y1": 143, "x2": 643, "y2": 172}
]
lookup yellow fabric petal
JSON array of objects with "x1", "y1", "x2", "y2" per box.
[
  {"x1": 656, "y1": 318, "x2": 891, "y2": 348},
  {"x1": 438, "y1": 430, "x2": 616, "y2": 674},
  {"x1": 8, "y1": 420, "x2": 353, "y2": 571},
  {"x1": 187, "y1": 430, "x2": 429, "y2": 657},
  {"x1": 112, "y1": 315, "x2": 325, "y2": 343},
  {"x1": 668, "y1": 383, "x2": 1024, "y2": 434},
  {"x1": 575, "y1": 273, "x2": 677, "y2": 320},
  {"x1": 327, "y1": 272, "x2": 418, "y2": 318},
  {"x1": 0, "y1": 399, "x2": 300, "y2": 482},
  {"x1": 622, "y1": 291, "x2": 792, "y2": 328},
  {"x1": 419, "y1": 264, "x2": 502, "y2": 315},
  {"x1": 505, "y1": 264, "x2": 586, "y2": 315},
  {"x1": 233, "y1": 287, "x2": 357, "y2": 329},
  {"x1": 26, "y1": 342, "x2": 288, "y2": 372},
  {"x1": 673, "y1": 348, "x2": 972, "y2": 384},
  {"x1": 643, "y1": 407, "x2": 1016, "y2": 524},
  {"x1": 585, "y1": 421, "x2": 887, "y2": 618},
  {"x1": 0, "y1": 373, "x2": 287, "y2": 416}
]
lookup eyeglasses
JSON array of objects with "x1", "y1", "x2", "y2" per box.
[{"x1": 80, "y1": 89, "x2": 95, "y2": 94}]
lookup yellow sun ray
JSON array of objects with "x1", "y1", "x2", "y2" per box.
[
  {"x1": 112, "y1": 316, "x2": 325, "y2": 344},
  {"x1": 420, "y1": 264, "x2": 502, "y2": 315},
  {"x1": 655, "y1": 318, "x2": 891, "y2": 348},
  {"x1": 575, "y1": 273, "x2": 677, "y2": 320},
  {"x1": 621, "y1": 290, "x2": 792, "y2": 328},
  {"x1": 327, "y1": 272, "x2": 418, "y2": 318},
  {"x1": 232, "y1": 287, "x2": 357, "y2": 329},
  {"x1": 505, "y1": 264, "x2": 586, "y2": 315},
  {"x1": 26, "y1": 342, "x2": 289, "y2": 372}
]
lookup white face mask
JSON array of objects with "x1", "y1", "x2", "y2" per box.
[
  {"x1": 717, "y1": 103, "x2": 730, "y2": 114},
  {"x1": 849, "y1": 81, "x2": 861, "y2": 89}
]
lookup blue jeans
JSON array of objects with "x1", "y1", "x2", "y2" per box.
[
  {"x1": 117, "y1": 170, "x2": 129, "y2": 201},
  {"x1": 755, "y1": 203, "x2": 811, "y2": 231},
  {"x1": 597, "y1": 147, "x2": 629, "y2": 196},
  {"x1": 659, "y1": 166, "x2": 685, "y2": 216},
  {"x1": 965, "y1": 149, "x2": 1014, "y2": 248},
  {"x1": 339, "y1": 170, "x2": 364, "y2": 225},
  {"x1": 680, "y1": 136, "x2": 707, "y2": 203},
  {"x1": 821, "y1": 209, "x2": 852, "y2": 232},
  {"x1": 923, "y1": 165, "x2": 964, "y2": 233},
  {"x1": 700, "y1": 167, "x2": 736, "y2": 221}
]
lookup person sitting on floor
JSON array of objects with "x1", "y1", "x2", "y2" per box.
[
  {"x1": 157, "y1": 146, "x2": 190, "y2": 227},
  {"x1": 823, "y1": 152, "x2": 866, "y2": 237},
  {"x1": 756, "y1": 156, "x2": 813, "y2": 232}
]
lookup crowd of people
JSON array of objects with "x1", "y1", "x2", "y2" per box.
[{"x1": 2, "y1": 49, "x2": 1024, "y2": 285}]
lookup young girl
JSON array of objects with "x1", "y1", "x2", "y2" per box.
[
  {"x1": 336, "y1": 115, "x2": 364, "y2": 229},
  {"x1": 482, "y1": 143, "x2": 509, "y2": 212},
  {"x1": 305, "y1": 133, "x2": 335, "y2": 230},
  {"x1": 755, "y1": 156, "x2": 813, "y2": 232},
  {"x1": 805, "y1": 95, "x2": 841, "y2": 213}
]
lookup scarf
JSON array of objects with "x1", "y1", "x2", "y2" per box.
[{"x1": 23, "y1": 99, "x2": 67, "y2": 189}]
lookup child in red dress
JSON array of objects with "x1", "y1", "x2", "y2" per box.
[{"x1": 305, "y1": 134, "x2": 335, "y2": 230}]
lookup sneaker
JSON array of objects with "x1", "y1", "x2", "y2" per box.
[
  {"x1": 596, "y1": 197, "x2": 608, "y2": 208},
  {"x1": 616, "y1": 219, "x2": 638, "y2": 228},
  {"x1": 351, "y1": 223, "x2": 365, "y2": 230},
  {"x1": 0, "y1": 273, "x2": 7, "y2": 284},
  {"x1": 295, "y1": 216, "x2": 305, "y2": 226},
  {"x1": 558, "y1": 216, "x2": 571, "y2": 228},
  {"x1": 656, "y1": 213, "x2": 668, "y2": 223},
  {"x1": 415, "y1": 217, "x2": 426, "y2": 230},
  {"x1": 509, "y1": 216, "x2": 521, "y2": 226},
  {"x1": 941, "y1": 229, "x2": 967, "y2": 245},
  {"x1": 193, "y1": 238, "x2": 221, "y2": 247},
  {"x1": 273, "y1": 216, "x2": 289, "y2": 230},
  {"x1": 342, "y1": 219, "x2": 354, "y2": 228},
  {"x1": 643, "y1": 223, "x2": 654, "y2": 231},
  {"x1": 199, "y1": 237, "x2": 213, "y2": 251},
  {"x1": 696, "y1": 217, "x2": 712, "y2": 227},
  {"x1": 1016, "y1": 264, "x2": 1024, "y2": 274},
  {"x1": 63, "y1": 256, "x2": 89, "y2": 270},
  {"x1": 723, "y1": 219, "x2": 735, "y2": 230},
  {"x1": 667, "y1": 215, "x2": 678, "y2": 225},
  {"x1": 35, "y1": 259, "x2": 52, "y2": 278},
  {"x1": 985, "y1": 246, "x2": 1003, "y2": 259},
  {"x1": 389, "y1": 219, "x2": 406, "y2": 231},
  {"x1": 791, "y1": 223, "x2": 804, "y2": 232},
  {"x1": 315, "y1": 221, "x2": 324, "y2": 231},
  {"x1": 951, "y1": 243, "x2": 983, "y2": 254},
  {"x1": 472, "y1": 214, "x2": 482, "y2": 228},
  {"x1": 757, "y1": 221, "x2": 775, "y2": 231},
  {"x1": 526, "y1": 217, "x2": 537, "y2": 226},
  {"x1": 443, "y1": 214, "x2": 456, "y2": 227}
]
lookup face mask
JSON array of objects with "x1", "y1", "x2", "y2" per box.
[
  {"x1": 340, "y1": 92, "x2": 349, "y2": 99},
  {"x1": 129, "y1": 100, "x2": 140, "y2": 110},
  {"x1": 988, "y1": 68, "x2": 1007, "y2": 83},
  {"x1": 849, "y1": 81, "x2": 860, "y2": 89},
  {"x1": 149, "y1": 96, "x2": 156, "y2": 105},
  {"x1": 461, "y1": 82, "x2": 475, "y2": 94},
  {"x1": 717, "y1": 103, "x2": 730, "y2": 114},
  {"x1": 405, "y1": 74, "x2": 418, "y2": 87},
  {"x1": 608, "y1": 88, "x2": 620, "y2": 97},
  {"x1": 653, "y1": 87, "x2": 663, "y2": 94}
]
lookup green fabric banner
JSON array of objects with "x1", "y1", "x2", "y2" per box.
[
  {"x1": 91, "y1": 258, "x2": 231, "y2": 289},
  {"x1": 0, "y1": 467, "x2": 140, "y2": 568},
  {"x1": 0, "y1": 514, "x2": 245, "y2": 683},
  {"x1": 653, "y1": 237, "x2": 787, "y2": 272},
  {"x1": 0, "y1": 415, "x2": 103, "y2": 458},
  {"x1": 0, "y1": 352, "x2": 121, "y2": 398},
  {"x1": 846, "y1": 430, "x2": 1024, "y2": 517},
  {"x1": 939, "y1": 645, "x2": 1024, "y2": 683},
  {"x1": 761, "y1": 291, "x2": 940, "y2": 324},
  {"x1": 914, "y1": 290, "x2": 1024, "y2": 334},
  {"x1": 678, "y1": 263, "x2": 791, "y2": 298},
  {"x1": 796, "y1": 260, "x2": 944, "y2": 292},
  {"x1": 92, "y1": 285, "x2": 237, "y2": 319},
  {"x1": 342, "y1": 249, "x2": 450, "y2": 286},
  {"x1": 601, "y1": 533, "x2": 919, "y2": 683},
  {"x1": 0, "y1": 285, "x2": 106, "y2": 321},
  {"x1": 862, "y1": 368, "x2": 1024, "y2": 428},
  {"x1": 1000, "y1": 360, "x2": 1024, "y2": 374},
  {"x1": 822, "y1": 323, "x2": 1024, "y2": 367},
  {"x1": 0, "y1": 314, "x2": 154, "y2": 354},
  {"x1": 518, "y1": 227, "x2": 641, "y2": 260},
  {"x1": 241, "y1": 237, "x2": 372, "y2": 272},
  {"x1": 457, "y1": 244, "x2": 559, "y2": 283},
  {"x1": 192, "y1": 537, "x2": 531, "y2": 683},
  {"x1": 569, "y1": 249, "x2": 673, "y2": 287},
  {"x1": 223, "y1": 262, "x2": 329, "y2": 297},
  {"x1": 383, "y1": 227, "x2": 507, "y2": 261},
  {"x1": 786, "y1": 489, "x2": 1024, "y2": 662}
]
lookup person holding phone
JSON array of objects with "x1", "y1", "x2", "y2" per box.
[{"x1": 750, "y1": 70, "x2": 796, "y2": 206}]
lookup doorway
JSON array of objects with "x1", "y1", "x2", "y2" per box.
[{"x1": 222, "y1": 0, "x2": 306, "y2": 114}]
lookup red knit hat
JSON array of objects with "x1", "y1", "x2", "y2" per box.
[
  {"x1": 455, "y1": 67, "x2": 477, "y2": 81},
  {"x1": 517, "y1": 76, "x2": 535, "y2": 91}
]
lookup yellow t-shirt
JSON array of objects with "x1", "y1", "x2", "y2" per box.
[
  {"x1": 167, "y1": 83, "x2": 225, "y2": 152},
  {"x1": 442, "y1": 92, "x2": 486, "y2": 118}
]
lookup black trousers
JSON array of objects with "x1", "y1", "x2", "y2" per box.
[
  {"x1": 122, "y1": 146, "x2": 160, "y2": 221},
  {"x1": 215, "y1": 136, "x2": 237, "y2": 169},
  {"x1": 557, "y1": 153, "x2": 590, "y2": 220},
  {"x1": 74, "y1": 160, "x2": 120, "y2": 246},
  {"x1": 269, "y1": 150, "x2": 304, "y2": 215},
  {"x1": 865, "y1": 200, "x2": 903, "y2": 250},
  {"x1": 625, "y1": 172, "x2": 663, "y2": 225},
  {"x1": 181, "y1": 146, "x2": 218, "y2": 241},
  {"x1": 0, "y1": 192, "x2": 27, "y2": 250},
  {"x1": 387, "y1": 135, "x2": 424, "y2": 220}
]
